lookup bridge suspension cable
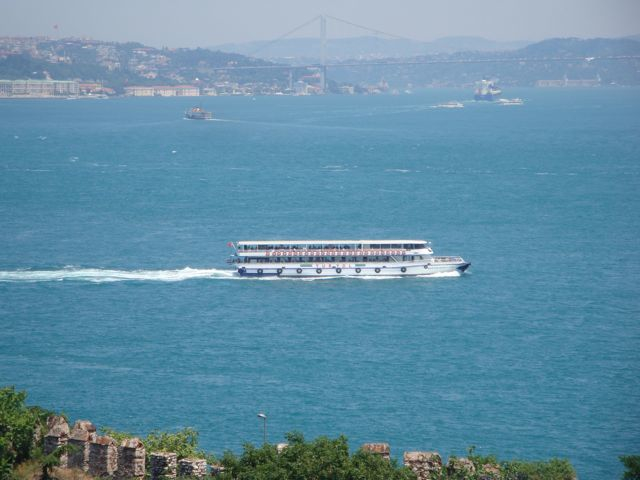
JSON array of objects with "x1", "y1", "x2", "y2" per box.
[
  {"x1": 248, "y1": 15, "x2": 321, "y2": 57},
  {"x1": 323, "y1": 14, "x2": 417, "y2": 43}
]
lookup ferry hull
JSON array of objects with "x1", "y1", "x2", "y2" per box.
[{"x1": 237, "y1": 261, "x2": 469, "y2": 278}]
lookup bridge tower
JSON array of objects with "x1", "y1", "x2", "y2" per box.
[{"x1": 320, "y1": 15, "x2": 327, "y2": 93}]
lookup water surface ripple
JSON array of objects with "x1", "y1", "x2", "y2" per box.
[{"x1": 1, "y1": 90, "x2": 639, "y2": 479}]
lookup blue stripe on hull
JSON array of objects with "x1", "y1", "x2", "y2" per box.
[{"x1": 237, "y1": 271, "x2": 280, "y2": 277}]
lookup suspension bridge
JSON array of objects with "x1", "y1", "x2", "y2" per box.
[{"x1": 213, "y1": 14, "x2": 639, "y2": 92}]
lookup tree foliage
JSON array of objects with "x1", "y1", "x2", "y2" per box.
[
  {"x1": 217, "y1": 431, "x2": 416, "y2": 480},
  {"x1": 620, "y1": 455, "x2": 640, "y2": 480},
  {"x1": 501, "y1": 458, "x2": 576, "y2": 480},
  {"x1": 144, "y1": 427, "x2": 205, "y2": 460},
  {"x1": 100, "y1": 427, "x2": 134, "y2": 444},
  {"x1": 0, "y1": 386, "x2": 53, "y2": 477},
  {"x1": 101, "y1": 425, "x2": 215, "y2": 468},
  {"x1": 40, "y1": 444, "x2": 78, "y2": 480},
  {"x1": 0, "y1": 387, "x2": 582, "y2": 480},
  {"x1": 461, "y1": 445, "x2": 576, "y2": 480}
]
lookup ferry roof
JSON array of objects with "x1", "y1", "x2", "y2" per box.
[{"x1": 237, "y1": 240, "x2": 428, "y2": 245}]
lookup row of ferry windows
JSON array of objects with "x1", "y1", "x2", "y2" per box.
[
  {"x1": 240, "y1": 243, "x2": 427, "y2": 251},
  {"x1": 244, "y1": 256, "x2": 424, "y2": 263}
]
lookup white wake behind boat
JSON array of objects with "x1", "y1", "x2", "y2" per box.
[
  {"x1": 227, "y1": 240, "x2": 470, "y2": 278},
  {"x1": 433, "y1": 101, "x2": 464, "y2": 109}
]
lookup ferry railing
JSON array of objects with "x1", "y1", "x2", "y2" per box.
[{"x1": 432, "y1": 256, "x2": 463, "y2": 263}]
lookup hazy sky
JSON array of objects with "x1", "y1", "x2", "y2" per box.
[{"x1": 2, "y1": 0, "x2": 639, "y2": 47}]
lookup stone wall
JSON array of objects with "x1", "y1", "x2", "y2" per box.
[
  {"x1": 43, "y1": 416, "x2": 221, "y2": 478},
  {"x1": 117, "y1": 438, "x2": 145, "y2": 479},
  {"x1": 150, "y1": 452, "x2": 177, "y2": 480},
  {"x1": 361, "y1": 443, "x2": 390, "y2": 461},
  {"x1": 88, "y1": 435, "x2": 118, "y2": 477},
  {"x1": 46, "y1": 416, "x2": 498, "y2": 479},
  {"x1": 403, "y1": 451, "x2": 443, "y2": 480},
  {"x1": 178, "y1": 458, "x2": 207, "y2": 478},
  {"x1": 447, "y1": 457, "x2": 476, "y2": 477},
  {"x1": 67, "y1": 420, "x2": 97, "y2": 471},
  {"x1": 43, "y1": 416, "x2": 70, "y2": 468}
]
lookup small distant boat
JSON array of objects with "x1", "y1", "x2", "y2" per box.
[
  {"x1": 474, "y1": 79, "x2": 502, "y2": 101},
  {"x1": 184, "y1": 106, "x2": 213, "y2": 120},
  {"x1": 497, "y1": 98, "x2": 524, "y2": 106},
  {"x1": 433, "y1": 101, "x2": 464, "y2": 109}
]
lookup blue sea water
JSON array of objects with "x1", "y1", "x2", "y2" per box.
[{"x1": 0, "y1": 89, "x2": 639, "y2": 479}]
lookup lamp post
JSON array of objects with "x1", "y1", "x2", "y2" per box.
[{"x1": 257, "y1": 413, "x2": 267, "y2": 445}]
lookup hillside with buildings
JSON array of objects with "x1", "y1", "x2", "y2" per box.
[{"x1": 0, "y1": 35, "x2": 639, "y2": 98}]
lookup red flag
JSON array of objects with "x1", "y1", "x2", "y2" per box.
[{"x1": 227, "y1": 242, "x2": 234, "y2": 247}]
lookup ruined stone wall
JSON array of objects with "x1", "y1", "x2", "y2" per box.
[
  {"x1": 177, "y1": 458, "x2": 207, "y2": 478},
  {"x1": 117, "y1": 438, "x2": 145, "y2": 478},
  {"x1": 362, "y1": 443, "x2": 390, "y2": 461},
  {"x1": 447, "y1": 457, "x2": 476, "y2": 477},
  {"x1": 67, "y1": 420, "x2": 97, "y2": 471},
  {"x1": 43, "y1": 415, "x2": 223, "y2": 479},
  {"x1": 403, "y1": 451, "x2": 442, "y2": 480},
  {"x1": 150, "y1": 452, "x2": 177, "y2": 480},
  {"x1": 88, "y1": 436, "x2": 118, "y2": 477},
  {"x1": 47, "y1": 416, "x2": 493, "y2": 479},
  {"x1": 43, "y1": 416, "x2": 70, "y2": 468}
]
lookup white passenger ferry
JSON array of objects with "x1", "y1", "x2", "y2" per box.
[{"x1": 227, "y1": 240, "x2": 470, "y2": 278}]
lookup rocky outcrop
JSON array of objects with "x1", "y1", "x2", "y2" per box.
[
  {"x1": 177, "y1": 458, "x2": 207, "y2": 478},
  {"x1": 362, "y1": 443, "x2": 391, "y2": 461},
  {"x1": 403, "y1": 451, "x2": 442, "y2": 480},
  {"x1": 88, "y1": 435, "x2": 118, "y2": 477},
  {"x1": 150, "y1": 452, "x2": 177, "y2": 480},
  {"x1": 117, "y1": 438, "x2": 145, "y2": 478}
]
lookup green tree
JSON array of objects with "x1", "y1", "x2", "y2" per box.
[
  {"x1": 102, "y1": 425, "x2": 215, "y2": 471},
  {"x1": 501, "y1": 458, "x2": 576, "y2": 480},
  {"x1": 100, "y1": 427, "x2": 134, "y2": 444},
  {"x1": 620, "y1": 455, "x2": 640, "y2": 480},
  {"x1": 0, "y1": 386, "x2": 53, "y2": 475},
  {"x1": 350, "y1": 448, "x2": 415, "y2": 480},
  {"x1": 40, "y1": 445, "x2": 78, "y2": 480},
  {"x1": 144, "y1": 427, "x2": 209, "y2": 460},
  {"x1": 217, "y1": 431, "x2": 415, "y2": 480}
]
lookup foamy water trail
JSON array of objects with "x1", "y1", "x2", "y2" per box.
[
  {"x1": 416, "y1": 271, "x2": 461, "y2": 278},
  {"x1": 0, "y1": 267, "x2": 235, "y2": 283},
  {"x1": 0, "y1": 267, "x2": 461, "y2": 283}
]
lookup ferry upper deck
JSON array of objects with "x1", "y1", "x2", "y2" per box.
[{"x1": 235, "y1": 240, "x2": 432, "y2": 252}]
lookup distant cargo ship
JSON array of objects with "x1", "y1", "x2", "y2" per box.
[
  {"x1": 474, "y1": 79, "x2": 502, "y2": 101},
  {"x1": 184, "y1": 106, "x2": 213, "y2": 120}
]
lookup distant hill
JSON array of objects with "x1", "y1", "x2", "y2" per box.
[
  {"x1": 517, "y1": 37, "x2": 640, "y2": 58},
  {"x1": 1, "y1": 35, "x2": 638, "y2": 92},
  {"x1": 326, "y1": 36, "x2": 640, "y2": 87},
  {"x1": 211, "y1": 35, "x2": 531, "y2": 62},
  {"x1": 0, "y1": 40, "x2": 282, "y2": 92},
  {"x1": 425, "y1": 36, "x2": 531, "y2": 53}
]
